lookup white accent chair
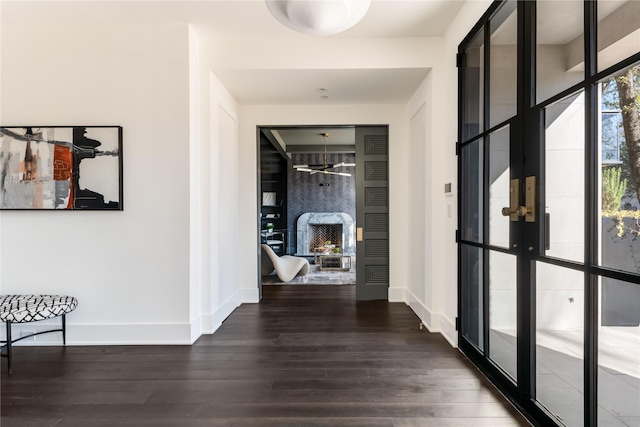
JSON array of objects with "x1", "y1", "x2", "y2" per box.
[{"x1": 261, "y1": 244, "x2": 310, "y2": 282}]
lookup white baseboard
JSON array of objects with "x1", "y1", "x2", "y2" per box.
[
  {"x1": 402, "y1": 288, "x2": 457, "y2": 349},
  {"x1": 388, "y1": 287, "x2": 406, "y2": 302},
  {"x1": 240, "y1": 287, "x2": 260, "y2": 303},
  {"x1": 3, "y1": 291, "x2": 244, "y2": 346},
  {"x1": 197, "y1": 290, "x2": 241, "y2": 337},
  {"x1": 406, "y1": 288, "x2": 435, "y2": 331},
  {"x1": 1, "y1": 321, "x2": 194, "y2": 346},
  {"x1": 2, "y1": 287, "x2": 459, "y2": 348},
  {"x1": 439, "y1": 315, "x2": 458, "y2": 348},
  {"x1": 190, "y1": 317, "x2": 203, "y2": 343}
]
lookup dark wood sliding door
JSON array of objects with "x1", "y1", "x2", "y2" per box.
[{"x1": 356, "y1": 126, "x2": 389, "y2": 300}]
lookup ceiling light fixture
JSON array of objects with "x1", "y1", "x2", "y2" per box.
[
  {"x1": 265, "y1": 0, "x2": 371, "y2": 36},
  {"x1": 293, "y1": 132, "x2": 355, "y2": 176}
]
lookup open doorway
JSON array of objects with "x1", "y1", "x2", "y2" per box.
[{"x1": 258, "y1": 125, "x2": 357, "y2": 287}]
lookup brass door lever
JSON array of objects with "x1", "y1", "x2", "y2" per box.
[
  {"x1": 501, "y1": 179, "x2": 520, "y2": 222},
  {"x1": 500, "y1": 177, "x2": 535, "y2": 222}
]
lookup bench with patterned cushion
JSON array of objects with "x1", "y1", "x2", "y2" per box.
[{"x1": 0, "y1": 295, "x2": 78, "y2": 373}]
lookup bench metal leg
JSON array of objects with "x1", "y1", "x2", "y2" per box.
[
  {"x1": 3, "y1": 315, "x2": 70, "y2": 374},
  {"x1": 6, "y1": 321, "x2": 12, "y2": 374},
  {"x1": 62, "y1": 314, "x2": 67, "y2": 345}
]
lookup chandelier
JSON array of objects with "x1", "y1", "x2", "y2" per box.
[{"x1": 293, "y1": 132, "x2": 355, "y2": 176}]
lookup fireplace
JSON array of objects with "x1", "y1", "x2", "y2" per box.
[
  {"x1": 296, "y1": 212, "x2": 355, "y2": 256},
  {"x1": 309, "y1": 224, "x2": 343, "y2": 253}
]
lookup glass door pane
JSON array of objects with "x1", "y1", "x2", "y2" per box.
[
  {"x1": 463, "y1": 29, "x2": 484, "y2": 141},
  {"x1": 598, "y1": 1, "x2": 640, "y2": 72},
  {"x1": 461, "y1": 245, "x2": 484, "y2": 351},
  {"x1": 489, "y1": 126, "x2": 510, "y2": 248},
  {"x1": 598, "y1": 277, "x2": 640, "y2": 426},
  {"x1": 543, "y1": 91, "x2": 585, "y2": 263},
  {"x1": 461, "y1": 140, "x2": 483, "y2": 243},
  {"x1": 536, "y1": 262, "x2": 584, "y2": 427},
  {"x1": 536, "y1": 0, "x2": 584, "y2": 104},
  {"x1": 599, "y1": 62, "x2": 640, "y2": 275},
  {"x1": 489, "y1": 0, "x2": 517, "y2": 128},
  {"x1": 489, "y1": 250, "x2": 517, "y2": 380}
]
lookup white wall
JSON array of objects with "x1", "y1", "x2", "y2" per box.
[
  {"x1": 189, "y1": 26, "x2": 204, "y2": 342},
  {"x1": 214, "y1": 75, "x2": 241, "y2": 314},
  {"x1": 0, "y1": 17, "x2": 193, "y2": 343},
  {"x1": 408, "y1": 83, "x2": 428, "y2": 311},
  {"x1": 238, "y1": 105, "x2": 410, "y2": 300},
  {"x1": 0, "y1": 16, "x2": 244, "y2": 345},
  {"x1": 189, "y1": 32, "x2": 242, "y2": 338},
  {"x1": 406, "y1": 73, "x2": 433, "y2": 327}
]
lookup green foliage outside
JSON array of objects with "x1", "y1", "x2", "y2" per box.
[
  {"x1": 602, "y1": 209, "x2": 640, "y2": 238},
  {"x1": 602, "y1": 166, "x2": 627, "y2": 212}
]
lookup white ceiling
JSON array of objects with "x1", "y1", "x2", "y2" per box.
[
  {"x1": 196, "y1": 0, "x2": 464, "y2": 105},
  {"x1": 3, "y1": 0, "x2": 466, "y2": 106},
  {"x1": 274, "y1": 127, "x2": 355, "y2": 146},
  {"x1": 117, "y1": 1, "x2": 466, "y2": 39},
  {"x1": 214, "y1": 68, "x2": 431, "y2": 105}
]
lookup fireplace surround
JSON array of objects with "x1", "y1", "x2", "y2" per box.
[{"x1": 296, "y1": 212, "x2": 355, "y2": 256}]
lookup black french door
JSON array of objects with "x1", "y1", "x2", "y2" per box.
[{"x1": 458, "y1": 1, "x2": 640, "y2": 426}]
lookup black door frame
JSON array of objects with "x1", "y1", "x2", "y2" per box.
[{"x1": 458, "y1": 1, "x2": 640, "y2": 426}]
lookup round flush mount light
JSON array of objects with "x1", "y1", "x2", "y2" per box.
[{"x1": 266, "y1": 0, "x2": 371, "y2": 36}]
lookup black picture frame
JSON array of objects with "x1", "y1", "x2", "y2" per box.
[{"x1": 0, "y1": 126, "x2": 123, "y2": 210}]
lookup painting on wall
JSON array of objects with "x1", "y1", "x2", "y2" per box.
[{"x1": 0, "y1": 126, "x2": 123, "y2": 210}]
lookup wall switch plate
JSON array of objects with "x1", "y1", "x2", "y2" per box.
[{"x1": 444, "y1": 182, "x2": 454, "y2": 197}]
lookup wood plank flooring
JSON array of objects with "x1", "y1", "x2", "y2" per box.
[{"x1": 1, "y1": 285, "x2": 530, "y2": 426}]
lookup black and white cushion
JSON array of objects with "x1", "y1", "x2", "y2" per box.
[{"x1": 0, "y1": 295, "x2": 78, "y2": 323}]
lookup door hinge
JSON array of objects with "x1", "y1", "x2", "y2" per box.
[
  {"x1": 455, "y1": 141, "x2": 459, "y2": 156},
  {"x1": 455, "y1": 230, "x2": 459, "y2": 243},
  {"x1": 455, "y1": 317, "x2": 460, "y2": 331},
  {"x1": 456, "y1": 53, "x2": 465, "y2": 68}
]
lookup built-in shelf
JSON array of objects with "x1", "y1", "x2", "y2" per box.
[{"x1": 260, "y1": 129, "x2": 289, "y2": 253}]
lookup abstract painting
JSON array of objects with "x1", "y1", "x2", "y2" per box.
[{"x1": 0, "y1": 126, "x2": 122, "y2": 210}]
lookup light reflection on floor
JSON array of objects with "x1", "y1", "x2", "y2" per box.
[{"x1": 490, "y1": 327, "x2": 640, "y2": 426}]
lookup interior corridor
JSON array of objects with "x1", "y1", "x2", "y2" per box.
[{"x1": 1, "y1": 286, "x2": 529, "y2": 426}]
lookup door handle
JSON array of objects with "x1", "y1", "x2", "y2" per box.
[
  {"x1": 501, "y1": 179, "x2": 520, "y2": 221},
  {"x1": 501, "y1": 206, "x2": 516, "y2": 216},
  {"x1": 503, "y1": 204, "x2": 530, "y2": 218},
  {"x1": 501, "y1": 177, "x2": 535, "y2": 222},
  {"x1": 523, "y1": 176, "x2": 536, "y2": 222}
]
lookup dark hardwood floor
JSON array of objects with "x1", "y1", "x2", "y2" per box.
[{"x1": 1, "y1": 285, "x2": 530, "y2": 426}]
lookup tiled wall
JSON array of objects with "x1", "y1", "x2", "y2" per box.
[{"x1": 287, "y1": 153, "x2": 356, "y2": 254}]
